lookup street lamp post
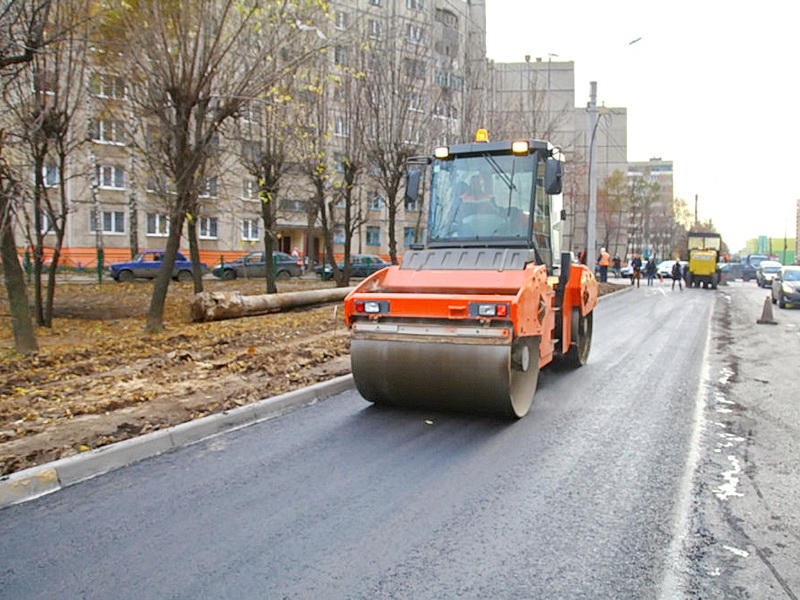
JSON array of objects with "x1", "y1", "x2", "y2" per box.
[{"x1": 587, "y1": 81, "x2": 598, "y2": 269}]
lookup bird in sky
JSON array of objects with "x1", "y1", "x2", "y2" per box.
[{"x1": 629, "y1": 37, "x2": 642, "y2": 45}]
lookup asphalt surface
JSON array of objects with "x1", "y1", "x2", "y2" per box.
[
  {"x1": 674, "y1": 279, "x2": 800, "y2": 598},
  {"x1": 0, "y1": 278, "x2": 797, "y2": 598}
]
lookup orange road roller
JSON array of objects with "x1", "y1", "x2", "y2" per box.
[{"x1": 343, "y1": 131, "x2": 598, "y2": 418}]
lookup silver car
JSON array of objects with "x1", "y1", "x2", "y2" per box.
[
  {"x1": 213, "y1": 251, "x2": 303, "y2": 280},
  {"x1": 771, "y1": 265, "x2": 800, "y2": 308},
  {"x1": 756, "y1": 260, "x2": 782, "y2": 288}
]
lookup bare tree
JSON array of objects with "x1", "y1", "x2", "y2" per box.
[
  {"x1": 235, "y1": 94, "x2": 296, "y2": 294},
  {"x1": 9, "y1": 0, "x2": 90, "y2": 327},
  {"x1": 101, "y1": 0, "x2": 327, "y2": 331},
  {"x1": 359, "y1": 23, "x2": 433, "y2": 264},
  {"x1": 628, "y1": 176, "x2": 660, "y2": 256},
  {"x1": 0, "y1": 0, "x2": 54, "y2": 354},
  {"x1": 597, "y1": 169, "x2": 629, "y2": 258}
]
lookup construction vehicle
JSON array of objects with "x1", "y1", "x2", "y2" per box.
[
  {"x1": 342, "y1": 130, "x2": 598, "y2": 418},
  {"x1": 686, "y1": 232, "x2": 722, "y2": 289}
]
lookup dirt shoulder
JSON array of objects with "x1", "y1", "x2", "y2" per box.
[{"x1": 0, "y1": 277, "x2": 623, "y2": 476}]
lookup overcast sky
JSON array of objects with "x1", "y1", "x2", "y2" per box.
[{"x1": 485, "y1": 0, "x2": 800, "y2": 253}]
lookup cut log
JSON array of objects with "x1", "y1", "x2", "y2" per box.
[{"x1": 191, "y1": 287, "x2": 354, "y2": 322}]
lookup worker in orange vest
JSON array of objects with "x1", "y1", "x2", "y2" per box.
[{"x1": 597, "y1": 247, "x2": 611, "y2": 282}]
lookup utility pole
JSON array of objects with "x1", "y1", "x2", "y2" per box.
[
  {"x1": 694, "y1": 194, "x2": 699, "y2": 229},
  {"x1": 587, "y1": 81, "x2": 598, "y2": 267}
]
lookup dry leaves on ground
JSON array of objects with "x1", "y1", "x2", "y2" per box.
[{"x1": 0, "y1": 278, "x2": 351, "y2": 476}]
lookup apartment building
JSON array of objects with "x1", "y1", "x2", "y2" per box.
[
  {"x1": 15, "y1": 1, "x2": 659, "y2": 272},
  {"x1": 626, "y1": 158, "x2": 675, "y2": 259},
  {"x1": 10, "y1": 0, "x2": 488, "y2": 269},
  {"x1": 486, "y1": 58, "x2": 629, "y2": 258}
]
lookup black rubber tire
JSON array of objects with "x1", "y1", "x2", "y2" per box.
[
  {"x1": 118, "y1": 270, "x2": 134, "y2": 283},
  {"x1": 276, "y1": 270, "x2": 291, "y2": 280},
  {"x1": 562, "y1": 308, "x2": 593, "y2": 369},
  {"x1": 176, "y1": 270, "x2": 193, "y2": 282},
  {"x1": 222, "y1": 269, "x2": 237, "y2": 280}
]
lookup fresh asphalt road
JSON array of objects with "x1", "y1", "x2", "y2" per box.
[{"x1": 1, "y1": 279, "x2": 718, "y2": 598}]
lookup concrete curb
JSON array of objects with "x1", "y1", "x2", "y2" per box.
[{"x1": 0, "y1": 374, "x2": 355, "y2": 510}]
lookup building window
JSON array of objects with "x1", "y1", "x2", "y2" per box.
[
  {"x1": 90, "y1": 119, "x2": 127, "y2": 144},
  {"x1": 199, "y1": 216, "x2": 218, "y2": 239},
  {"x1": 96, "y1": 164, "x2": 125, "y2": 189},
  {"x1": 368, "y1": 0, "x2": 381, "y2": 5},
  {"x1": 433, "y1": 102, "x2": 457, "y2": 119},
  {"x1": 89, "y1": 72, "x2": 126, "y2": 98},
  {"x1": 242, "y1": 218, "x2": 259, "y2": 241},
  {"x1": 435, "y1": 70, "x2": 464, "y2": 91},
  {"x1": 90, "y1": 210, "x2": 125, "y2": 234},
  {"x1": 366, "y1": 226, "x2": 381, "y2": 246},
  {"x1": 146, "y1": 213, "x2": 170, "y2": 236},
  {"x1": 243, "y1": 178, "x2": 259, "y2": 201},
  {"x1": 333, "y1": 153, "x2": 346, "y2": 173},
  {"x1": 404, "y1": 227, "x2": 416, "y2": 246},
  {"x1": 334, "y1": 116, "x2": 349, "y2": 137},
  {"x1": 279, "y1": 198, "x2": 305, "y2": 212},
  {"x1": 435, "y1": 8, "x2": 457, "y2": 28},
  {"x1": 42, "y1": 163, "x2": 59, "y2": 187},
  {"x1": 369, "y1": 192, "x2": 382, "y2": 211},
  {"x1": 404, "y1": 58, "x2": 426, "y2": 79},
  {"x1": 200, "y1": 176, "x2": 218, "y2": 198},
  {"x1": 406, "y1": 0, "x2": 423, "y2": 10},
  {"x1": 368, "y1": 20, "x2": 383, "y2": 40},
  {"x1": 335, "y1": 10, "x2": 348, "y2": 29},
  {"x1": 33, "y1": 68, "x2": 56, "y2": 94},
  {"x1": 405, "y1": 193, "x2": 421, "y2": 212},
  {"x1": 39, "y1": 211, "x2": 56, "y2": 234},
  {"x1": 334, "y1": 45, "x2": 347, "y2": 66},
  {"x1": 334, "y1": 224, "x2": 345, "y2": 244},
  {"x1": 407, "y1": 24, "x2": 424, "y2": 44},
  {"x1": 407, "y1": 91, "x2": 422, "y2": 112}
]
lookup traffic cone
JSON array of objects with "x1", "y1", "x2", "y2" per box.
[{"x1": 757, "y1": 295, "x2": 777, "y2": 325}]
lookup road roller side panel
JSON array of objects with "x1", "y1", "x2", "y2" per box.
[{"x1": 559, "y1": 264, "x2": 598, "y2": 356}]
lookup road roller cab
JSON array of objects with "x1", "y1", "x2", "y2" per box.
[{"x1": 344, "y1": 131, "x2": 598, "y2": 418}]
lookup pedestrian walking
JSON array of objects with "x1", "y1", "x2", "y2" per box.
[
  {"x1": 645, "y1": 257, "x2": 657, "y2": 286},
  {"x1": 671, "y1": 260, "x2": 683, "y2": 290},
  {"x1": 630, "y1": 254, "x2": 642, "y2": 288},
  {"x1": 612, "y1": 255, "x2": 621, "y2": 278},
  {"x1": 597, "y1": 247, "x2": 611, "y2": 283}
]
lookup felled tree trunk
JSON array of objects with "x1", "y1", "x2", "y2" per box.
[{"x1": 191, "y1": 287, "x2": 354, "y2": 322}]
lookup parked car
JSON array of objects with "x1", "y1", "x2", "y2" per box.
[
  {"x1": 742, "y1": 254, "x2": 769, "y2": 281},
  {"x1": 771, "y1": 265, "x2": 800, "y2": 308},
  {"x1": 656, "y1": 260, "x2": 687, "y2": 279},
  {"x1": 109, "y1": 250, "x2": 207, "y2": 282},
  {"x1": 315, "y1": 254, "x2": 391, "y2": 280},
  {"x1": 755, "y1": 260, "x2": 782, "y2": 288},
  {"x1": 212, "y1": 251, "x2": 303, "y2": 280},
  {"x1": 718, "y1": 262, "x2": 743, "y2": 281}
]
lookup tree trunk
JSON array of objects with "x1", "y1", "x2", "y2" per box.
[
  {"x1": 145, "y1": 212, "x2": 185, "y2": 332},
  {"x1": 261, "y1": 194, "x2": 277, "y2": 295},
  {"x1": 186, "y1": 216, "x2": 204, "y2": 294},
  {"x1": 42, "y1": 243, "x2": 60, "y2": 328},
  {"x1": 191, "y1": 287, "x2": 353, "y2": 322},
  {"x1": 1, "y1": 205, "x2": 38, "y2": 354}
]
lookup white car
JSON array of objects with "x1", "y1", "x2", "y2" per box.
[
  {"x1": 756, "y1": 260, "x2": 782, "y2": 288},
  {"x1": 656, "y1": 260, "x2": 687, "y2": 279}
]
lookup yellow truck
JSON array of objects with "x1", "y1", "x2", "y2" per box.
[{"x1": 686, "y1": 232, "x2": 721, "y2": 289}]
